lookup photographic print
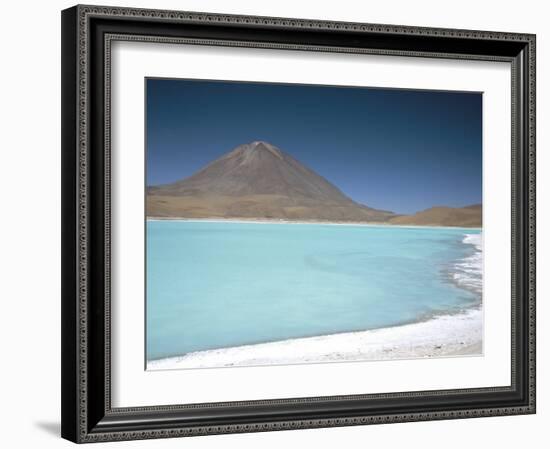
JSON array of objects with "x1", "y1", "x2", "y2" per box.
[{"x1": 145, "y1": 78, "x2": 483, "y2": 370}]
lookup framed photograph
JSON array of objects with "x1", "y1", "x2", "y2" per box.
[{"x1": 61, "y1": 4, "x2": 536, "y2": 443}]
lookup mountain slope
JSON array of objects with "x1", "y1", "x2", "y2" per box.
[
  {"x1": 389, "y1": 204, "x2": 482, "y2": 227},
  {"x1": 147, "y1": 141, "x2": 395, "y2": 222}
]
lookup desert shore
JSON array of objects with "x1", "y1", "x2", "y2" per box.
[
  {"x1": 147, "y1": 216, "x2": 481, "y2": 230},
  {"x1": 148, "y1": 308, "x2": 482, "y2": 370}
]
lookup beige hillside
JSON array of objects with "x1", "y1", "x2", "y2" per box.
[{"x1": 389, "y1": 204, "x2": 482, "y2": 227}]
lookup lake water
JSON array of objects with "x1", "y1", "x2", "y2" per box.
[{"x1": 146, "y1": 221, "x2": 482, "y2": 361}]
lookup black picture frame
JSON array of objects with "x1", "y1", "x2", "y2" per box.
[{"x1": 61, "y1": 4, "x2": 536, "y2": 443}]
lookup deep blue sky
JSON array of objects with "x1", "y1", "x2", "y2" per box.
[{"x1": 146, "y1": 78, "x2": 482, "y2": 214}]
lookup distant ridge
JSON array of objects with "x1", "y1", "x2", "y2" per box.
[
  {"x1": 389, "y1": 204, "x2": 482, "y2": 227},
  {"x1": 147, "y1": 141, "x2": 395, "y2": 222}
]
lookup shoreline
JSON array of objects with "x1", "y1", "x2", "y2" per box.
[
  {"x1": 147, "y1": 307, "x2": 483, "y2": 370},
  {"x1": 147, "y1": 216, "x2": 482, "y2": 231}
]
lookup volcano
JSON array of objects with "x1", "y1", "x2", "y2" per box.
[{"x1": 147, "y1": 141, "x2": 395, "y2": 222}]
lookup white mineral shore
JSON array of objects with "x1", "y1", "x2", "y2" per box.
[{"x1": 147, "y1": 308, "x2": 482, "y2": 370}]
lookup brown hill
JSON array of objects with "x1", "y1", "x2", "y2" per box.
[
  {"x1": 147, "y1": 141, "x2": 395, "y2": 222},
  {"x1": 389, "y1": 204, "x2": 482, "y2": 227}
]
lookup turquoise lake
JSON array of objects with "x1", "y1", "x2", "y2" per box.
[{"x1": 146, "y1": 221, "x2": 482, "y2": 361}]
